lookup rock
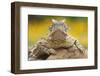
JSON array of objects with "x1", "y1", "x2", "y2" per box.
[
  {"x1": 48, "y1": 49, "x2": 56, "y2": 55},
  {"x1": 28, "y1": 38, "x2": 57, "y2": 60},
  {"x1": 28, "y1": 35, "x2": 87, "y2": 60}
]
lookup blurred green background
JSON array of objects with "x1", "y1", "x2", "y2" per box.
[{"x1": 28, "y1": 15, "x2": 88, "y2": 48}]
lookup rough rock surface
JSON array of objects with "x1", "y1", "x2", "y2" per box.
[{"x1": 28, "y1": 35, "x2": 87, "y2": 60}]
